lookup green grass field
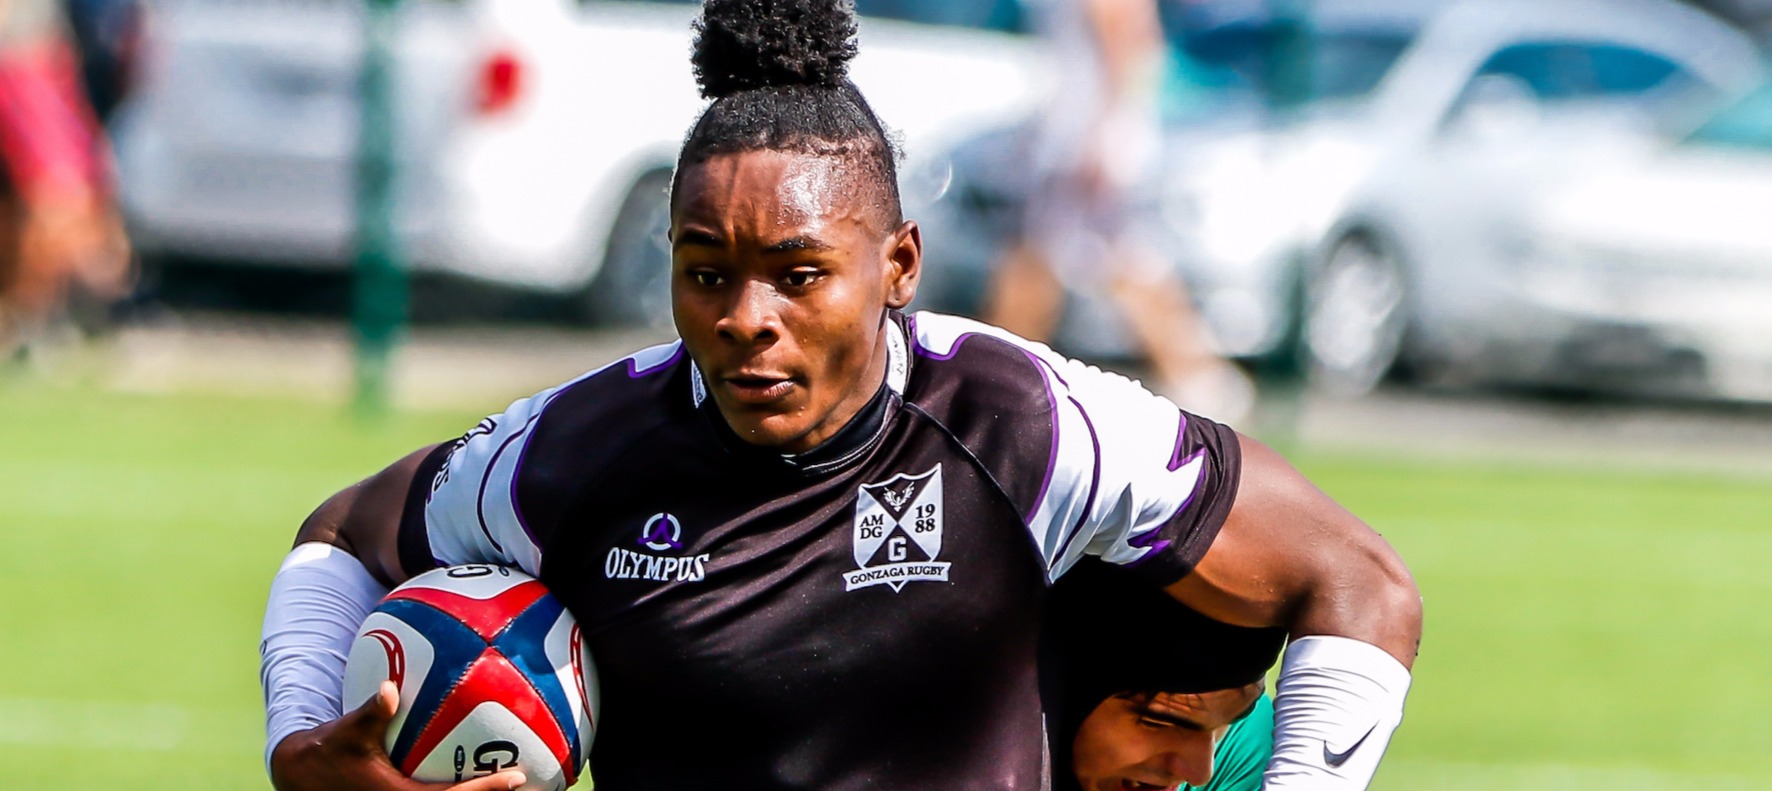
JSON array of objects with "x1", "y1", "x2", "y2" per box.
[{"x1": 2, "y1": 382, "x2": 1768, "y2": 789}]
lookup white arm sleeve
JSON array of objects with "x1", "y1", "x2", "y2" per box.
[
  {"x1": 1263, "y1": 635, "x2": 1414, "y2": 790},
  {"x1": 259, "y1": 542, "x2": 388, "y2": 774}
]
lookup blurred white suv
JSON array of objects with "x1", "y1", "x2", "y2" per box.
[{"x1": 113, "y1": 0, "x2": 1040, "y2": 323}]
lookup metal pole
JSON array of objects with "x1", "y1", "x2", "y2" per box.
[{"x1": 353, "y1": 0, "x2": 407, "y2": 419}]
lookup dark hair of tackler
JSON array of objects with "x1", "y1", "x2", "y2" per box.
[{"x1": 1046, "y1": 558, "x2": 1288, "y2": 787}]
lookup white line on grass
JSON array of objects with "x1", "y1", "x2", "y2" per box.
[
  {"x1": 1385, "y1": 758, "x2": 1765, "y2": 790},
  {"x1": 0, "y1": 698, "x2": 191, "y2": 751}
]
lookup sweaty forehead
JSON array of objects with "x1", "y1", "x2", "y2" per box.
[{"x1": 673, "y1": 149, "x2": 882, "y2": 243}]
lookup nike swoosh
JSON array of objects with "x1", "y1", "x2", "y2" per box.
[{"x1": 1323, "y1": 723, "x2": 1378, "y2": 768}]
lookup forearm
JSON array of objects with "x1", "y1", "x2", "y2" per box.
[
  {"x1": 1262, "y1": 635, "x2": 1412, "y2": 790},
  {"x1": 1169, "y1": 432, "x2": 1423, "y2": 789},
  {"x1": 1263, "y1": 523, "x2": 1420, "y2": 789},
  {"x1": 261, "y1": 542, "x2": 388, "y2": 773}
]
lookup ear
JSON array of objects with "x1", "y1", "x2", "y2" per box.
[{"x1": 883, "y1": 220, "x2": 922, "y2": 310}]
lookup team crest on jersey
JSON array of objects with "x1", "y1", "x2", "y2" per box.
[{"x1": 845, "y1": 465, "x2": 950, "y2": 592}]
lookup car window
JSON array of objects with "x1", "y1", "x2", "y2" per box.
[
  {"x1": 1474, "y1": 41, "x2": 1697, "y2": 102},
  {"x1": 1685, "y1": 81, "x2": 1772, "y2": 150},
  {"x1": 1475, "y1": 43, "x2": 1590, "y2": 100},
  {"x1": 592, "y1": 0, "x2": 1026, "y2": 33},
  {"x1": 1586, "y1": 44, "x2": 1685, "y2": 95},
  {"x1": 1175, "y1": 27, "x2": 1413, "y2": 104}
]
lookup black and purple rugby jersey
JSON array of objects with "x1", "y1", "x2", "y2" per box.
[{"x1": 398, "y1": 311, "x2": 1241, "y2": 791}]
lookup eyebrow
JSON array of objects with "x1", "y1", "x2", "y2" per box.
[
  {"x1": 672, "y1": 228, "x2": 725, "y2": 250},
  {"x1": 763, "y1": 236, "x2": 832, "y2": 254},
  {"x1": 1134, "y1": 703, "x2": 1206, "y2": 732},
  {"x1": 1133, "y1": 691, "x2": 1261, "y2": 731},
  {"x1": 670, "y1": 230, "x2": 832, "y2": 254}
]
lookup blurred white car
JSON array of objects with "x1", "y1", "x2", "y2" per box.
[
  {"x1": 1315, "y1": 3, "x2": 1766, "y2": 398},
  {"x1": 1167, "y1": 0, "x2": 1760, "y2": 385},
  {"x1": 910, "y1": 0, "x2": 1758, "y2": 377},
  {"x1": 1486, "y1": 80, "x2": 1772, "y2": 401},
  {"x1": 113, "y1": 0, "x2": 1040, "y2": 323}
]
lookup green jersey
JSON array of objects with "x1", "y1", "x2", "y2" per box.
[{"x1": 1185, "y1": 694, "x2": 1275, "y2": 791}]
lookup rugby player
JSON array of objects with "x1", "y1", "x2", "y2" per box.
[
  {"x1": 261, "y1": 2, "x2": 1421, "y2": 789},
  {"x1": 1052, "y1": 558, "x2": 1284, "y2": 791}
]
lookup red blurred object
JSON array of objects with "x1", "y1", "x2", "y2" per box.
[{"x1": 475, "y1": 48, "x2": 523, "y2": 116}]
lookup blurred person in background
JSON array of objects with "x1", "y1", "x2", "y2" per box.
[
  {"x1": 984, "y1": 0, "x2": 1254, "y2": 422},
  {"x1": 63, "y1": 0, "x2": 144, "y2": 125},
  {"x1": 0, "y1": 0, "x2": 132, "y2": 364}
]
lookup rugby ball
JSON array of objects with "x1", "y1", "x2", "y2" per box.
[{"x1": 344, "y1": 564, "x2": 598, "y2": 791}]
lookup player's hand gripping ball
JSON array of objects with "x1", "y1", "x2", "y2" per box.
[{"x1": 343, "y1": 565, "x2": 598, "y2": 791}]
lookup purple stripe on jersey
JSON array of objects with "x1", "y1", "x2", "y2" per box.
[
  {"x1": 1024, "y1": 350, "x2": 1061, "y2": 526},
  {"x1": 1049, "y1": 393, "x2": 1104, "y2": 567},
  {"x1": 1041, "y1": 357, "x2": 1072, "y2": 390},
  {"x1": 480, "y1": 412, "x2": 545, "y2": 555},
  {"x1": 1124, "y1": 539, "x2": 1173, "y2": 568},
  {"x1": 626, "y1": 343, "x2": 684, "y2": 378},
  {"x1": 913, "y1": 332, "x2": 988, "y2": 361},
  {"x1": 1167, "y1": 412, "x2": 1192, "y2": 471},
  {"x1": 1125, "y1": 447, "x2": 1207, "y2": 566},
  {"x1": 505, "y1": 411, "x2": 550, "y2": 553},
  {"x1": 1162, "y1": 449, "x2": 1208, "y2": 524}
]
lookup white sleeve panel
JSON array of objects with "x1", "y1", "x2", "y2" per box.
[
  {"x1": 421, "y1": 395, "x2": 550, "y2": 577},
  {"x1": 1036, "y1": 352, "x2": 1206, "y2": 578},
  {"x1": 420, "y1": 341, "x2": 684, "y2": 577},
  {"x1": 909, "y1": 313, "x2": 1210, "y2": 580}
]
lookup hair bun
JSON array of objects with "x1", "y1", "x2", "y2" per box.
[{"x1": 692, "y1": 0, "x2": 859, "y2": 99}]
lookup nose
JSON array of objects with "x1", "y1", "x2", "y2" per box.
[
  {"x1": 715, "y1": 278, "x2": 782, "y2": 346},
  {"x1": 1156, "y1": 742, "x2": 1214, "y2": 788}
]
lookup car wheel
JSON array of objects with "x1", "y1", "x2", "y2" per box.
[
  {"x1": 1304, "y1": 233, "x2": 1408, "y2": 396},
  {"x1": 583, "y1": 169, "x2": 674, "y2": 328}
]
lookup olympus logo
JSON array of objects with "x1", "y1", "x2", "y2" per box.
[{"x1": 605, "y1": 513, "x2": 710, "y2": 583}]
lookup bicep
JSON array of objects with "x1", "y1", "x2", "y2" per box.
[
  {"x1": 293, "y1": 444, "x2": 439, "y2": 588},
  {"x1": 1164, "y1": 433, "x2": 1421, "y2": 667}
]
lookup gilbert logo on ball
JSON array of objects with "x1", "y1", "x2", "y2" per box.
[{"x1": 344, "y1": 565, "x2": 598, "y2": 791}]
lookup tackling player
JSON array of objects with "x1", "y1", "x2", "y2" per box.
[
  {"x1": 1053, "y1": 558, "x2": 1285, "y2": 791},
  {"x1": 260, "y1": 2, "x2": 1420, "y2": 789}
]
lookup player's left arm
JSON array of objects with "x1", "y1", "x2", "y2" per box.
[
  {"x1": 1166, "y1": 433, "x2": 1421, "y2": 789},
  {"x1": 1166, "y1": 433, "x2": 1420, "y2": 664},
  {"x1": 1009, "y1": 339, "x2": 1416, "y2": 788}
]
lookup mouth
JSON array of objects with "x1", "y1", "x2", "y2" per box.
[
  {"x1": 1118, "y1": 780, "x2": 1171, "y2": 791},
  {"x1": 720, "y1": 373, "x2": 797, "y2": 405}
]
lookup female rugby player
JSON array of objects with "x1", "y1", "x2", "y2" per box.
[{"x1": 261, "y1": 2, "x2": 1420, "y2": 789}]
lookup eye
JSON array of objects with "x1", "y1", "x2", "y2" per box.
[
  {"x1": 688, "y1": 270, "x2": 725, "y2": 288},
  {"x1": 782, "y1": 269, "x2": 821, "y2": 288}
]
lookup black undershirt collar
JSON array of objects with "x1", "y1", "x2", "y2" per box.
[
  {"x1": 698, "y1": 381, "x2": 898, "y2": 477},
  {"x1": 691, "y1": 312, "x2": 910, "y2": 477}
]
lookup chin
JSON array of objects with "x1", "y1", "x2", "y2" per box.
[{"x1": 726, "y1": 414, "x2": 813, "y2": 450}]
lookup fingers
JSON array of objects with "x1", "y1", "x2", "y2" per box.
[
  {"x1": 441, "y1": 770, "x2": 527, "y2": 791},
  {"x1": 339, "y1": 680, "x2": 400, "y2": 743}
]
